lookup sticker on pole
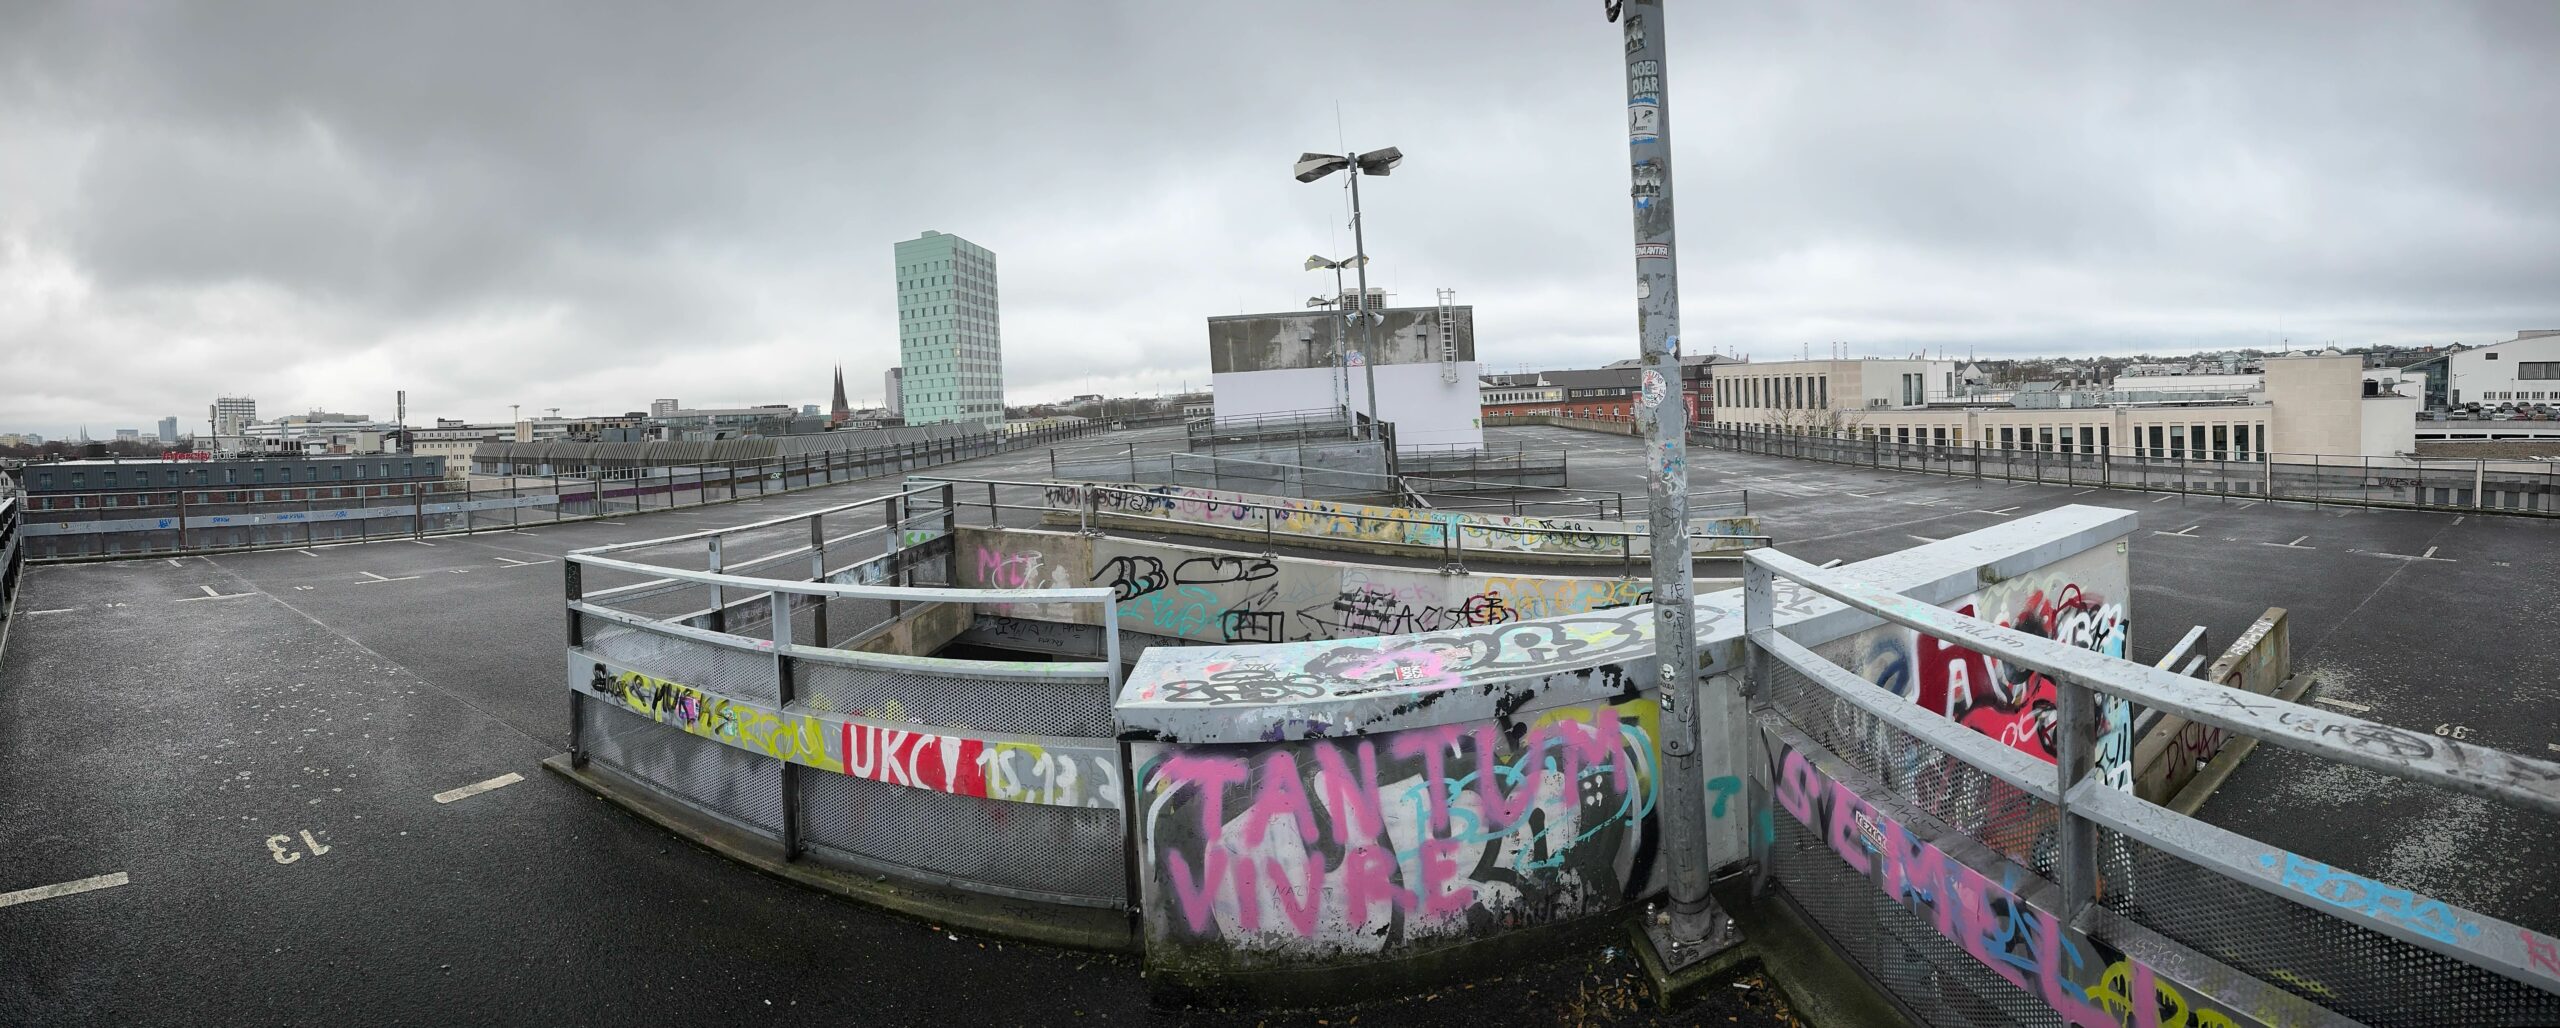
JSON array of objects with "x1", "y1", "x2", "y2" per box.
[
  {"x1": 1636, "y1": 243, "x2": 1670, "y2": 260},
  {"x1": 1641, "y1": 369, "x2": 1668, "y2": 408},
  {"x1": 1628, "y1": 96, "x2": 1660, "y2": 144}
]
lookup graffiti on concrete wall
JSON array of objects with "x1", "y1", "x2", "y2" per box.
[
  {"x1": 1127, "y1": 603, "x2": 1678, "y2": 708},
  {"x1": 1818, "y1": 541, "x2": 2134, "y2": 785},
  {"x1": 1138, "y1": 698, "x2": 1659, "y2": 958},
  {"x1": 955, "y1": 528, "x2": 1697, "y2": 651},
  {"x1": 579, "y1": 658, "x2": 1121, "y2": 809},
  {"x1": 1769, "y1": 735, "x2": 2287, "y2": 1028},
  {"x1": 1040, "y1": 482, "x2": 1739, "y2": 558}
]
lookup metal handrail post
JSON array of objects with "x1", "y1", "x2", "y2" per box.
[
  {"x1": 770, "y1": 589, "x2": 802, "y2": 860},
  {"x1": 807, "y1": 511, "x2": 830, "y2": 649},
  {"x1": 884, "y1": 495, "x2": 905, "y2": 620},
  {"x1": 2055, "y1": 671, "x2": 2098, "y2": 923},
  {"x1": 940, "y1": 484, "x2": 958, "y2": 584},
  {"x1": 565, "y1": 560, "x2": 588, "y2": 767},
  {"x1": 704, "y1": 535, "x2": 727, "y2": 633}
]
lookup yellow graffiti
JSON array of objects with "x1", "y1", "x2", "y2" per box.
[{"x1": 2087, "y1": 960, "x2": 2240, "y2": 1028}]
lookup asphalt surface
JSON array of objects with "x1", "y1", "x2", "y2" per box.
[
  {"x1": 0, "y1": 424, "x2": 1795, "y2": 1028},
  {"x1": 4, "y1": 421, "x2": 2548, "y2": 1025}
]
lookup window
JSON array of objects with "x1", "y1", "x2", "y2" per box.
[
  {"x1": 36, "y1": 472, "x2": 50, "y2": 489},
  {"x1": 2060, "y1": 428, "x2": 2074, "y2": 455},
  {"x1": 71, "y1": 472, "x2": 85, "y2": 488},
  {"x1": 2169, "y1": 425, "x2": 2185, "y2": 458},
  {"x1": 2484, "y1": 352, "x2": 2500, "y2": 360},
  {"x1": 2233, "y1": 425, "x2": 2250, "y2": 461},
  {"x1": 252, "y1": 468, "x2": 265, "y2": 484},
  {"x1": 2000, "y1": 427, "x2": 2015, "y2": 450},
  {"x1": 1817, "y1": 377, "x2": 1828, "y2": 408},
  {"x1": 2079, "y1": 427, "x2": 2095, "y2": 455},
  {"x1": 2212, "y1": 425, "x2": 2229, "y2": 461},
  {"x1": 2521, "y1": 362, "x2": 2557, "y2": 380},
  {"x1": 103, "y1": 471, "x2": 117, "y2": 488}
]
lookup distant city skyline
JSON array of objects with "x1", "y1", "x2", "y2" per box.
[{"x1": 2, "y1": 3, "x2": 2551, "y2": 439}]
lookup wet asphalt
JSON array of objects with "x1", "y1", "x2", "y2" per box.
[{"x1": 2, "y1": 421, "x2": 2549, "y2": 1025}]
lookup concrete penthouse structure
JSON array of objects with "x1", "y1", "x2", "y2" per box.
[
  {"x1": 1713, "y1": 353, "x2": 2417, "y2": 459},
  {"x1": 895, "y1": 230, "x2": 1003, "y2": 427},
  {"x1": 1205, "y1": 299, "x2": 1481, "y2": 450}
]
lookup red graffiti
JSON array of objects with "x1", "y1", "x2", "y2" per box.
[
  {"x1": 2526, "y1": 928, "x2": 2560, "y2": 978},
  {"x1": 841, "y1": 722, "x2": 985, "y2": 796},
  {"x1": 1912, "y1": 585, "x2": 2125, "y2": 764}
]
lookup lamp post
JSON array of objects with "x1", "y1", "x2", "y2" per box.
[
  {"x1": 1294, "y1": 149, "x2": 1402, "y2": 439},
  {"x1": 1610, "y1": 0, "x2": 1739, "y2": 975}
]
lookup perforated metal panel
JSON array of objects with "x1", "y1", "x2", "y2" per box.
[
  {"x1": 797, "y1": 660, "x2": 1111, "y2": 737},
  {"x1": 1767, "y1": 813, "x2": 2061, "y2": 1028},
  {"x1": 798, "y1": 768, "x2": 1127, "y2": 907},
  {"x1": 578, "y1": 693, "x2": 786, "y2": 833},
  {"x1": 2097, "y1": 829, "x2": 2560, "y2": 1028},
  {"x1": 581, "y1": 625, "x2": 781, "y2": 705},
  {"x1": 1766, "y1": 662, "x2": 2059, "y2": 876}
]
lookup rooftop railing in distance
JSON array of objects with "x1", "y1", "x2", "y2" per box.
[
  {"x1": 905, "y1": 473, "x2": 1771, "y2": 576},
  {"x1": 562, "y1": 480, "x2": 1134, "y2": 916},
  {"x1": 1741, "y1": 546, "x2": 2560, "y2": 1026},
  {"x1": 1047, "y1": 446, "x2": 1636, "y2": 518}
]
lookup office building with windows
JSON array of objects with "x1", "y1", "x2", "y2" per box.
[{"x1": 894, "y1": 231, "x2": 1003, "y2": 426}]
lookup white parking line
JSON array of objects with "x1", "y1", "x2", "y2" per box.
[
  {"x1": 2153, "y1": 525, "x2": 2200, "y2": 538},
  {"x1": 164, "y1": 558, "x2": 186, "y2": 568},
  {"x1": 433, "y1": 772, "x2": 525, "y2": 805},
  {"x1": 297, "y1": 549, "x2": 320, "y2": 557},
  {"x1": 0, "y1": 871, "x2": 129, "y2": 909},
  {"x1": 493, "y1": 557, "x2": 555, "y2": 568},
  {"x1": 1969, "y1": 506, "x2": 2021, "y2": 517},
  {"x1": 356, "y1": 571, "x2": 420, "y2": 583},
  {"x1": 175, "y1": 585, "x2": 255, "y2": 603},
  {"x1": 1907, "y1": 534, "x2": 1945, "y2": 543},
  {"x1": 2151, "y1": 494, "x2": 2178, "y2": 503},
  {"x1": 2314, "y1": 697, "x2": 2372, "y2": 713},
  {"x1": 409, "y1": 539, "x2": 437, "y2": 547},
  {"x1": 2259, "y1": 535, "x2": 2314, "y2": 549},
  {"x1": 2071, "y1": 489, "x2": 2097, "y2": 496},
  {"x1": 24, "y1": 608, "x2": 75, "y2": 616}
]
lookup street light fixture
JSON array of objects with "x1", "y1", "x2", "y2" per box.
[{"x1": 1294, "y1": 148, "x2": 1401, "y2": 439}]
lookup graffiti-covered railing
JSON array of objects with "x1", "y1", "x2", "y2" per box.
[
  {"x1": 561, "y1": 483, "x2": 1135, "y2": 918},
  {"x1": 1742, "y1": 547, "x2": 2560, "y2": 1027},
  {"x1": 1032, "y1": 480, "x2": 1765, "y2": 565}
]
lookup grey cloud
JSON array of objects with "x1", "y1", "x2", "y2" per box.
[{"x1": 2, "y1": 0, "x2": 2554, "y2": 437}]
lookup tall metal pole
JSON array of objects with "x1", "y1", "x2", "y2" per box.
[
  {"x1": 1616, "y1": 0, "x2": 1730, "y2": 960},
  {"x1": 1348, "y1": 173, "x2": 1383, "y2": 440}
]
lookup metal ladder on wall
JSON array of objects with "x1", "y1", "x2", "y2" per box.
[{"x1": 1436, "y1": 288, "x2": 1459, "y2": 384}]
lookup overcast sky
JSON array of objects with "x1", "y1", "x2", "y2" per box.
[{"x1": 2, "y1": 1, "x2": 2553, "y2": 437}]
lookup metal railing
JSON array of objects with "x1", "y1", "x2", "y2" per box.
[
  {"x1": 1742, "y1": 547, "x2": 2560, "y2": 1026},
  {"x1": 0, "y1": 495, "x2": 22, "y2": 657},
  {"x1": 930, "y1": 475, "x2": 1769, "y2": 573},
  {"x1": 13, "y1": 420, "x2": 1109, "y2": 560},
  {"x1": 563, "y1": 483, "x2": 1134, "y2": 910},
  {"x1": 1698, "y1": 423, "x2": 2560, "y2": 517}
]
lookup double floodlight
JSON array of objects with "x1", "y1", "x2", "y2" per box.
[
  {"x1": 1302, "y1": 254, "x2": 1368, "y2": 272},
  {"x1": 1292, "y1": 147, "x2": 1403, "y2": 184}
]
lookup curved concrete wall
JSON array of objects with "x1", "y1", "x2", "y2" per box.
[
  {"x1": 952, "y1": 525, "x2": 1731, "y2": 646},
  {"x1": 1037, "y1": 481, "x2": 1760, "y2": 561}
]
